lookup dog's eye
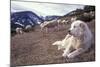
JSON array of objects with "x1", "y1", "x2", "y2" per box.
[{"x1": 74, "y1": 26, "x2": 76, "y2": 28}]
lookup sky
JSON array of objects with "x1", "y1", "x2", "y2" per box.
[{"x1": 11, "y1": 1, "x2": 85, "y2": 16}]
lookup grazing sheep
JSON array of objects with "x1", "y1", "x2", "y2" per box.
[
  {"x1": 37, "y1": 21, "x2": 41, "y2": 24},
  {"x1": 40, "y1": 20, "x2": 59, "y2": 33},
  {"x1": 57, "y1": 19, "x2": 61, "y2": 25},
  {"x1": 58, "y1": 19, "x2": 69, "y2": 24},
  {"x1": 57, "y1": 19, "x2": 69, "y2": 28},
  {"x1": 71, "y1": 17, "x2": 77, "y2": 22},
  {"x1": 61, "y1": 20, "x2": 69, "y2": 25},
  {"x1": 16, "y1": 27, "x2": 23, "y2": 34},
  {"x1": 57, "y1": 19, "x2": 63, "y2": 27},
  {"x1": 90, "y1": 11, "x2": 95, "y2": 17},
  {"x1": 24, "y1": 25, "x2": 32, "y2": 32}
]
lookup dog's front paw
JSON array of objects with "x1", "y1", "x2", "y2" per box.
[
  {"x1": 67, "y1": 54, "x2": 75, "y2": 59},
  {"x1": 52, "y1": 41, "x2": 62, "y2": 45},
  {"x1": 62, "y1": 53, "x2": 66, "y2": 57},
  {"x1": 52, "y1": 43, "x2": 56, "y2": 45},
  {"x1": 62, "y1": 53, "x2": 69, "y2": 58}
]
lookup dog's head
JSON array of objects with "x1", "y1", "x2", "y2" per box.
[{"x1": 68, "y1": 20, "x2": 88, "y2": 37}]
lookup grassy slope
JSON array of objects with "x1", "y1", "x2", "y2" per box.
[{"x1": 11, "y1": 19, "x2": 95, "y2": 66}]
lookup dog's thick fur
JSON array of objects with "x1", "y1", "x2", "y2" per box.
[{"x1": 52, "y1": 20, "x2": 92, "y2": 58}]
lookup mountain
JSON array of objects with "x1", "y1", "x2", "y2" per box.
[
  {"x1": 64, "y1": 9, "x2": 84, "y2": 17},
  {"x1": 59, "y1": 7, "x2": 95, "y2": 22},
  {"x1": 11, "y1": 11, "x2": 44, "y2": 31},
  {"x1": 44, "y1": 15, "x2": 61, "y2": 21}
]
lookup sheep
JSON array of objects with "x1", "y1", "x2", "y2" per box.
[
  {"x1": 40, "y1": 19, "x2": 70, "y2": 33},
  {"x1": 71, "y1": 17, "x2": 77, "y2": 22},
  {"x1": 24, "y1": 25, "x2": 32, "y2": 32},
  {"x1": 37, "y1": 21, "x2": 41, "y2": 24},
  {"x1": 61, "y1": 20, "x2": 69, "y2": 25},
  {"x1": 16, "y1": 27, "x2": 23, "y2": 34},
  {"x1": 57, "y1": 19, "x2": 69, "y2": 28},
  {"x1": 40, "y1": 20, "x2": 59, "y2": 33}
]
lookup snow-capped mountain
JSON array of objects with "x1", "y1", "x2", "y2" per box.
[{"x1": 11, "y1": 11, "x2": 44, "y2": 31}]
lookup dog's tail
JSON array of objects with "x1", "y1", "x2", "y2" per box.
[{"x1": 52, "y1": 41, "x2": 62, "y2": 45}]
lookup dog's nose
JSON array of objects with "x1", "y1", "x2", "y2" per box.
[
  {"x1": 68, "y1": 30, "x2": 71, "y2": 34},
  {"x1": 68, "y1": 30, "x2": 70, "y2": 33}
]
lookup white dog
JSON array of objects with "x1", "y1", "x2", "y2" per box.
[{"x1": 52, "y1": 20, "x2": 92, "y2": 58}]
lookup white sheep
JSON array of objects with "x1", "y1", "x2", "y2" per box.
[
  {"x1": 40, "y1": 20, "x2": 59, "y2": 33},
  {"x1": 61, "y1": 20, "x2": 69, "y2": 25},
  {"x1": 57, "y1": 19, "x2": 69, "y2": 28},
  {"x1": 25, "y1": 25, "x2": 32, "y2": 32},
  {"x1": 16, "y1": 27, "x2": 23, "y2": 34},
  {"x1": 71, "y1": 17, "x2": 77, "y2": 22}
]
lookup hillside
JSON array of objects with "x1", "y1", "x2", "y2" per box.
[{"x1": 11, "y1": 19, "x2": 95, "y2": 66}]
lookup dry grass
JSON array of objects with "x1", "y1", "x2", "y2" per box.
[{"x1": 11, "y1": 19, "x2": 95, "y2": 66}]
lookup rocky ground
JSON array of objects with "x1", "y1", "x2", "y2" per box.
[{"x1": 11, "y1": 18, "x2": 95, "y2": 66}]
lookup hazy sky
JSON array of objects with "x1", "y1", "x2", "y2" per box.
[{"x1": 11, "y1": 1, "x2": 84, "y2": 16}]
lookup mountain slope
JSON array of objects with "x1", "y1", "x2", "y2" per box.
[{"x1": 11, "y1": 11, "x2": 44, "y2": 31}]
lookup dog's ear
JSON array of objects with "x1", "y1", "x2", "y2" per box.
[
  {"x1": 80, "y1": 23, "x2": 85, "y2": 41},
  {"x1": 80, "y1": 23, "x2": 85, "y2": 31}
]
